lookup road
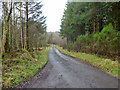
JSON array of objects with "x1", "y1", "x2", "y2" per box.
[{"x1": 19, "y1": 46, "x2": 118, "y2": 88}]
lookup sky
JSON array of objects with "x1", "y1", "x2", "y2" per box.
[
  {"x1": 41, "y1": 0, "x2": 68, "y2": 32},
  {"x1": 0, "y1": 0, "x2": 68, "y2": 32}
]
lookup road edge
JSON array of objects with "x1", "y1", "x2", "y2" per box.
[{"x1": 54, "y1": 46, "x2": 120, "y2": 81}]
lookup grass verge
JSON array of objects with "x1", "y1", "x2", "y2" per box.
[
  {"x1": 56, "y1": 45, "x2": 119, "y2": 79},
  {"x1": 0, "y1": 52, "x2": 1, "y2": 88},
  {"x1": 2, "y1": 46, "x2": 51, "y2": 88}
]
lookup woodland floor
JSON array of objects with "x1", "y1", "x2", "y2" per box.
[{"x1": 2, "y1": 46, "x2": 50, "y2": 88}]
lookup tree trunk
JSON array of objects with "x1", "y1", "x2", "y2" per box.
[
  {"x1": 1, "y1": 2, "x2": 7, "y2": 53},
  {"x1": 24, "y1": 2, "x2": 28, "y2": 49},
  {"x1": 16, "y1": 12, "x2": 18, "y2": 49},
  {"x1": 20, "y1": 2, "x2": 23, "y2": 49},
  {"x1": 5, "y1": 18, "x2": 10, "y2": 53},
  {"x1": 10, "y1": 14, "x2": 13, "y2": 51},
  {"x1": 4, "y1": 3, "x2": 10, "y2": 53},
  {"x1": 93, "y1": 16, "x2": 96, "y2": 33},
  {"x1": 2, "y1": 1, "x2": 12, "y2": 53},
  {"x1": 13, "y1": 5, "x2": 16, "y2": 50}
]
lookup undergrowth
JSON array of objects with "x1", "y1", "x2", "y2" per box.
[
  {"x1": 63, "y1": 23, "x2": 119, "y2": 60},
  {"x1": 2, "y1": 46, "x2": 50, "y2": 88}
]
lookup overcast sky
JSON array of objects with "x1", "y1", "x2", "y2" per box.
[
  {"x1": 0, "y1": 0, "x2": 68, "y2": 32},
  {"x1": 41, "y1": 0, "x2": 68, "y2": 32}
]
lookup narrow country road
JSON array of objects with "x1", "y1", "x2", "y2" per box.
[{"x1": 20, "y1": 46, "x2": 118, "y2": 88}]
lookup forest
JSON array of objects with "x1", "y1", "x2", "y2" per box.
[
  {"x1": 0, "y1": 1, "x2": 120, "y2": 88},
  {"x1": 0, "y1": 1, "x2": 48, "y2": 87},
  {"x1": 0, "y1": 1, "x2": 47, "y2": 54},
  {"x1": 60, "y1": 2, "x2": 120, "y2": 60}
]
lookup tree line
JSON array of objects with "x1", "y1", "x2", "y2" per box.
[
  {"x1": 0, "y1": 1, "x2": 46, "y2": 57},
  {"x1": 60, "y1": 2, "x2": 120, "y2": 60}
]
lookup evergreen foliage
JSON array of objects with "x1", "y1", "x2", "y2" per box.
[
  {"x1": 63, "y1": 23, "x2": 119, "y2": 60},
  {"x1": 60, "y1": 2, "x2": 119, "y2": 60}
]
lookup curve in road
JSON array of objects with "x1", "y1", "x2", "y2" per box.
[{"x1": 20, "y1": 46, "x2": 119, "y2": 88}]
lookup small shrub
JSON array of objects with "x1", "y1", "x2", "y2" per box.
[
  {"x1": 21, "y1": 49, "x2": 25, "y2": 53},
  {"x1": 1, "y1": 52, "x2": 5, "y2": 58},
  {"x1": 67, "y1": 43, "x2": 74, "y2": 51},
  {"x1": 63, "y1": 44, "x2": 67, "y2": 49},
  {"x1": 35, "y1": 51, "x2": 39, "y2": 55},
  {"x1": 28, "y1": 48, "x2": 34, "y2": 52}
]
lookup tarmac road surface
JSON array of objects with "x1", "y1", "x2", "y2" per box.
[{"x1": 19, "y1": 45, "x2": 119, "y2": 88}]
